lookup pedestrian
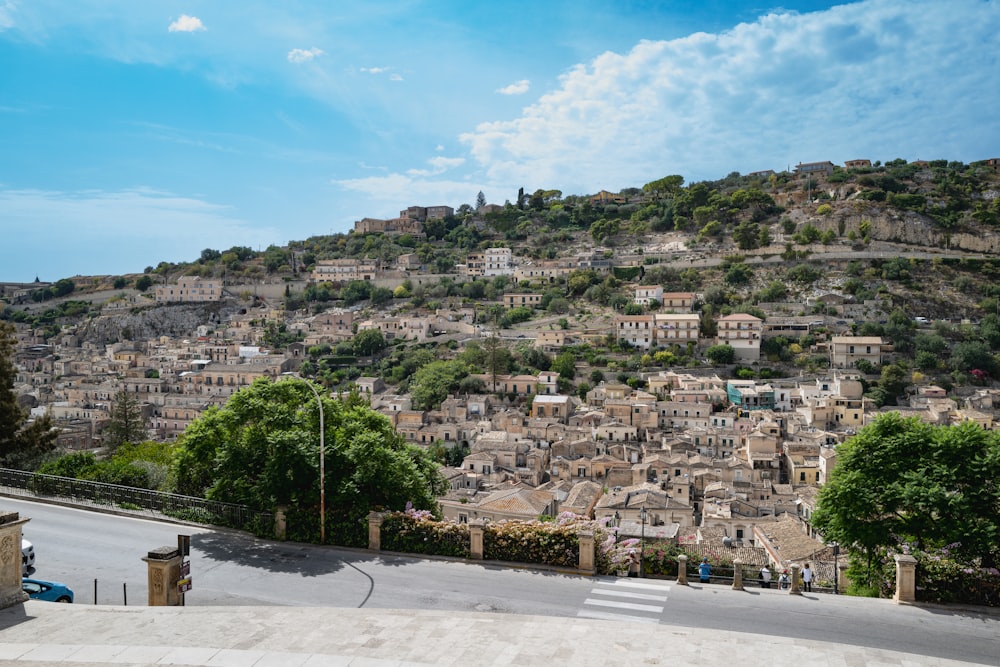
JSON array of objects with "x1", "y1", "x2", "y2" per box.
[
  {"x1": 760, "y1": 564, "x2": 771, "y2": 588},
  {"x1": 802, "y1": 563, "x2": 814, "y2": 592},
  {"x1": 698, "y1": 557, "x2": 712, "y2": 584},
  {"x1": 779, "y1": 570, "x2": 790, "y2": 590}
]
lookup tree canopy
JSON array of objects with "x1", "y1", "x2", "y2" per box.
[
  {"x1": 103, "y1": 389, "x2": 148, "y2": 452},
  {"x1": 171, "y1": 378, "x2": 445, "y2": 535},
  {"x1": 812, "y1": 413, "x2": 1000, "y2": 574},
  {"x1": 0, "y1": 322, "x2": 57, "y2": 469}
]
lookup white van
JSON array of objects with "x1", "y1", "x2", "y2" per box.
[{"x1": 21, "y1": 539, "x2": 34, "y2": 575}]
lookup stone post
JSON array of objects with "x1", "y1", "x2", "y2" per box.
[
  {"x1": 838, "y1": 562, "x2": 850, "y2": 594},
  {"x1": 469, "y1": 520, "x2": 485, "y2": 560},
  {"x1": 0, "y1": 511, "x2": 29, "y2": 609},
  {"x1": 577, "y1": 530, "x2": 595, "y2": 574},
  {"x1": 274, "y1": 505, "x2": 287, "y2": 542},
  {"x1": 142, "y1": 546, "x2": 182, "y2": 606},
  {"x1": 676, "y1": 554, "x2": 689, "y2": 586},
  {"x1": 894, "y1": 554, "x2": 918, "y2": 603},
  {"x1": 789, "y1": 563, "x2": 803, "y2": 595},
  {"x1": 368, "y1": 511, "x2": 385, "y2": 552},
  {"x1": 732, "y1": 559, "x2": 744, "y2": 591}
]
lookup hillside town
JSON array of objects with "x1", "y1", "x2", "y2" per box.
[{"x1": 5, "y1": 158, "x2": 1000, "y2": 587}]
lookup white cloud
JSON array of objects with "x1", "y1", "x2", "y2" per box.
[
  {"x1": 0, "y1": 1, "x2": 16, "y2": 30},
  {"x1": 406, "y1": 156, "x2": 466, "y2": 177},
  {"x1": 361, "y1": 66, "x2": 388, "y2": 74},
  {"x1": 168, "y1": 14, "x2": 205, "y2": 33},
  {"x1": 336, "y1": 172, "x2": 481, "y2": 216},
  {"x1": 461, "y1": 0, "x2": 1000, "y2": 193},
  {"x1": 288, "y1": 47, "x2": 324, "y2": 64},
  {"x1": 389, "y1": 73, "x2": 404, "y2": 82},
  {"x1": 496, "y1": 79, "x2": 530, "y2": 95}
]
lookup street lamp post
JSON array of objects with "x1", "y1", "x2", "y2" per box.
[
  {"x1": 302, "y1": 381, "x2": 326, "y2": 545},
  {"x1": 613, "y1": 511, "x2": 621, "y2": 544},
  {"x1": 639, "y1": 507, "x2": 648, "y2": 578},
  {"x1": 831, "y1": 542, "x2": 840, "y2": 594},
  {"x1": 282, "y1": 373, "x2": 327, "y2": 544}
]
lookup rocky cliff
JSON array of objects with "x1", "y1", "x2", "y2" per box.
[{"x1": 79, "y1": 301, "x2": 244, "y2": 346}]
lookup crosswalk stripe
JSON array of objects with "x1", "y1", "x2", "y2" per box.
[
  {"x1": 577, "y1": 609, "x2": 661, "y2": 624},
  {"x1": 590, "y1": 588, "x2": 668, "y2": 602},
  {"x1": 583, "y1": 598, "x2": 664, "y2": 613},
  {"x1": 605, "y1": 579, "x2": 672, "y2": 591}
]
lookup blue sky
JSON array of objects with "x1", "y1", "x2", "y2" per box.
[{"x1": 1, "y1": 0, "x2": 998, "y2": 283}]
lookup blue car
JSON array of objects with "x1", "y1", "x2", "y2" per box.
[{"x1": 22, "y1": 578, "x2": 74, "y2": 603}]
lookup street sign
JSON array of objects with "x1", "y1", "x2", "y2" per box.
[
  {"x1": 179, "y1": 561, "x2": 190, "y2": 578},
  {"x1": 177, "y1": 577, "x2": 192, "y2": 593}
]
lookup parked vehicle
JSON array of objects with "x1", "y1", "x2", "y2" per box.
[
  {"x1": 22, "y1": 578, "x2": 73, "y2": 603},
  {"x1": 21, "y1": 539, "x2": 34, "y2": 576}
]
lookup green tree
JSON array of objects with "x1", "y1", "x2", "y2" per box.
[
  {"x1": 0, "y1": 323, "x2": 57, "y2": 469},
  {"x1": 135, "y1": 275, "x2": 154, "y2": 292},
  {"x1": 171, "y1": 379, "x2": 445, "y2": 541},
  {"x1": 409, "y1": 360, "x2": 470, "y2": 410},
  {"x1": 352, "y1": 329, "x2": 387, "y2": 357},
  {"x1": 52, "y1": 278, "x2": 75, "y2": 297},
  {"x1": 812, "y1": 414, "x2": 1000, "y2": 578},
  {"x1": 103, "y1": 389, "x2": 148, "y2": 452},
  {"x1": 551, "y1": 352, "x2": 577, "y2": 381},
  {"x1": 705, "y1": 344, "x2": 735, "y2": 365}
]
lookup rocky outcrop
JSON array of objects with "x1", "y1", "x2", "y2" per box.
[
  {"x1": 802, "y1": 202, "x2": 1000, "y2": 254},
  {"x1": 78, "y1": 301, "x2": 243, "y2": 346}
]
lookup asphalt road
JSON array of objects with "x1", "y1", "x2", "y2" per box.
[{"x1": 7, "y1": 496, "x2": 999, "y2": 665}]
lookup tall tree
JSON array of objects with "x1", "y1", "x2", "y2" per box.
[
  {"x1": 813, "y1": 413, "x2": 1000, "y2": 578},
  {"x1": 475, "y1": 191, "x2": 487, "y2": 210},
  {"x1": 0, "y1": 323, "x2": 57, "y2": 469},
  {"x1": 171, "y1": 378, "x2": 445, "y2": 531},
  {"x1": 103, "y1": 389, "x2": 148, "y2": 452}
]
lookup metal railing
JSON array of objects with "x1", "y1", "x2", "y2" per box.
[{"x1": 0, "y1": 468, "x2": 272, "y2": 536}]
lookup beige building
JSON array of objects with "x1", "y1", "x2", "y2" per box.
[
  {"x1": 660, "y1": 292, "x2": 695, "y2": 312},
  {"x1": 311, "y1": 258, "x2": 379, "y2": 283},
  {"x1": 503, "y1": 293, "x2": 542, "y2": 309},
  {"x1": 829, "y1": 336, "x2": 884, "y2": 369},
  {"x1": 654, "y1": 313, "x2": 700, "y2": 344},
  {"x1": 154, "y1": 277, "x2": 222, "y2": 303},
  {"x1": 716, "y1": 314, "x2": 763, "y2": 362}
]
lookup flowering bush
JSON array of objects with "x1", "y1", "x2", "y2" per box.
[
  {"x1": 484, "y1": 518, "x2": 580, "y2": 567},
  {"x1": 380, "y1": 506, "x2": 471, "y2": 558},
  {"x1": 851, "y1": 542, "x2": 1000, "y2": 606}
]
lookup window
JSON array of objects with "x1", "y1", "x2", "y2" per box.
[{"x1": 799, "y1": 472, "x2": 806, "y2": 482}]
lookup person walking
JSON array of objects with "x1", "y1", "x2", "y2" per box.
[
  {"x1": 698, "y1": 557, "x2": 712, "y2": 584},
  {"x1": 760, "y1": 564, "x2": 772, "y2": 589},
  {"x1": 802, "y1": 563, "x2": 814, "y2": 592},
  {"x1": 779, "y1": 570, "x2": 790, "y2": 590}
]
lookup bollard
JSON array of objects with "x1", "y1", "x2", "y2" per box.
[
  {"x1": 789, "y1": 563, "x2": 803, "y2": 596},
  {"x1": 732, "y1": 559, "x2": 744, "y2": 591},
  {"x1": 677, "y1": 554, "x2": 689, "y2": 586}
]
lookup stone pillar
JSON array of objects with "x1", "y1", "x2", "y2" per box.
[
  {"x1": 838, "y1": 562, "x2": 850, "y2": 594},
  {"x1": 274, "y1": 506, "x2": 287, "y2": 542},
  {"x1": 368, "y1": 511, "x2": 385, "y2": 552},
  {"x1": 142, "y1": 546, "x2": 181, "y2": 606},
  {"x1": 789, "y1": 563, "x2": 803, "y2": 595},
  {"x1": 676, "y1": 554, "x2": 689, "y2": 586},
  {"x1": 0, "y1": 511, "x2": 29, "y2": 609},
  {"x1": 732, "y1": 559, "x2": 744, "y2": 591},
  {"x1": 469, "y1": 520, "x2": 485, "y2": 560},
  {"x1": 894, "y1": 554, "x2": 918, "y2": 603},
  {"x1": 577, "y1": 530, "x2": 595, "y2": 574}
]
